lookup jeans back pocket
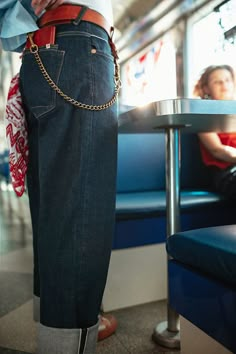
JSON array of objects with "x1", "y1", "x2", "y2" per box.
[{"x1": 20, "y1": 47, "x2": 65, "y2": 119}]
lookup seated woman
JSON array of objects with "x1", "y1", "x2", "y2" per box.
[{"x1": 193, "y1": 65, "x2": 236, "y2": 199}]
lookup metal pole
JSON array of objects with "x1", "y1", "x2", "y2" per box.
[{"x1": 152, "y1": 127, "x2": 181, "y2": 348}]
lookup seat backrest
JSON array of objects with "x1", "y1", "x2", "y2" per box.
[
  {"x1": 117, "y1": 133, "x2": 211, "y2": 193},
  {"x1": 117, "y1": 133, "x2": 166, "y2": 192}
]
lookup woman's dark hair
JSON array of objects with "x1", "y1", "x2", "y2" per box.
[{"x1": 193, "y1": 65, "x2": 235, "y2": 98}]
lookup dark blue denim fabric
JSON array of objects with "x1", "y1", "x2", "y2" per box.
[{"x1": 20, "y1": 22, "x2": 118, "y2": 329}]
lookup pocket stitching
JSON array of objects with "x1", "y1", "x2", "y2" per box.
[
  {"x1": 37, "y1": 49, "x2": 65, "y2": 120},
  {"x1": 22, "y1": 49, "x2": 65, "y2": 119}
]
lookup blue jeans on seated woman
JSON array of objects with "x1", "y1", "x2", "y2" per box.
[{"x1": 20, "y1": 21, "x2": 118, "y2": 353}]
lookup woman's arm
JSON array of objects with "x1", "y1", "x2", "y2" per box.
[{"x1": 198, "y1": 132, "x2": 236, "y2": 163}]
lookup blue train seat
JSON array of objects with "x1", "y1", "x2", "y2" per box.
[
  {"x1": 167, "y1": 225, "x2": 236, "y2": 353},
  {"x1": 105, "y1": 133, "x2": 236, "y2": 311},
  {"x1": 114, "y1": 133, "x2": 236, "y2": 249}
]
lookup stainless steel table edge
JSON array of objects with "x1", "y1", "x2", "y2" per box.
[{"x1": 118, "y1": 98, "x2": 236, "y2": 134}]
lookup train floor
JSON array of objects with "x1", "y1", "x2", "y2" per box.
[{"x1": 0, "y1": 181, "x2": 180, "y2": 354}]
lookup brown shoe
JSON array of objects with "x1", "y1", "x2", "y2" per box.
[{"x1": 98, "y1": 313, "x2": 118, "y2": 341}]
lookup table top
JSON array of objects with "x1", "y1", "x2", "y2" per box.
[{"x1": 118, "y1": 98, "x2": 236, "y2": 133}]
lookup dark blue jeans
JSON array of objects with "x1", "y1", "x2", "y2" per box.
[{"x1": 20, "y1": 22, "x2": 118, "y2": 329}]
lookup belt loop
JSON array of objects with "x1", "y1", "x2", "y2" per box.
[
  {"x1": 108, "y1": 29, "x2": 119, "y2": 60},
  {"x1": 110, "y1": 26, "x2": 114, "y2": 40},
  {"x1": 73, "y1": 6, "x2": 88, "y2": 25}
]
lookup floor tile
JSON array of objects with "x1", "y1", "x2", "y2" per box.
[
  {"x1": 0, "y1": 301, "x2": 36, "y2": 354},
  {"x1": 0, "y1": 348, "x2": 32, "y2": 354},
  {"x1": 0, "y1": 347, "x2": 33, "y2": 354},
  {"x1": 0, "y1": 247, "x2": 33, "y2": 273},
  {"x1": 0, "y1": 272, "x2": 33, "y2": 317},
  {"x1": 109, "y1": 301, "x2": 180, "y2": 354},
  {"x1": 97, "y1": 335, "x2": 129, "y2": 354}
]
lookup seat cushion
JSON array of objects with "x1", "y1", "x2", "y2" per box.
[
  {"x1": 166, "y1": 225, "x2": 236, "y2": 286},
  {"x1": 116, "y1": 190, "x2": 224, "y2": 218}
]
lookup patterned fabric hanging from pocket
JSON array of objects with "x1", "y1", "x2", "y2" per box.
[{"x1": 5, "y1": 73, "x2": 29, "y2": 197}]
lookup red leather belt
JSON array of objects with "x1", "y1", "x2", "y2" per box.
[{"x1": 38, "y1": 4, "x2": 112, "y2": 37}]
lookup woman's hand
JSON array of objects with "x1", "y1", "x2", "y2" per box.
[{"x1": 31, "y1": 0, "x2": 65, "y2": 16}]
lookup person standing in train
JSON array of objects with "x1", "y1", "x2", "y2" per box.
[
  {"x1": 1, "y1": 0, "x2": 120, "y2": 353},
  {"x1": 193, "y1": 65, "x2": 236, "y2": 199}
]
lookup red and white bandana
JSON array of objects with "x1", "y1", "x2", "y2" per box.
[{"x1": 5, "y1": 73, "x2": 29, "y2": 197}]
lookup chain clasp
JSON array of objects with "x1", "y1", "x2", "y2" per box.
[{"x1": 27, "y1": 32, "x2": 39, "y2": 53}]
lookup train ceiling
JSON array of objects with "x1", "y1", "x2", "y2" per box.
[
  {"x1": 111, "y1": 0, "x2": 162, "y2": 32},
  {"x1": 112, "y1": 0, "x2": 233, "y2": 35}
]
